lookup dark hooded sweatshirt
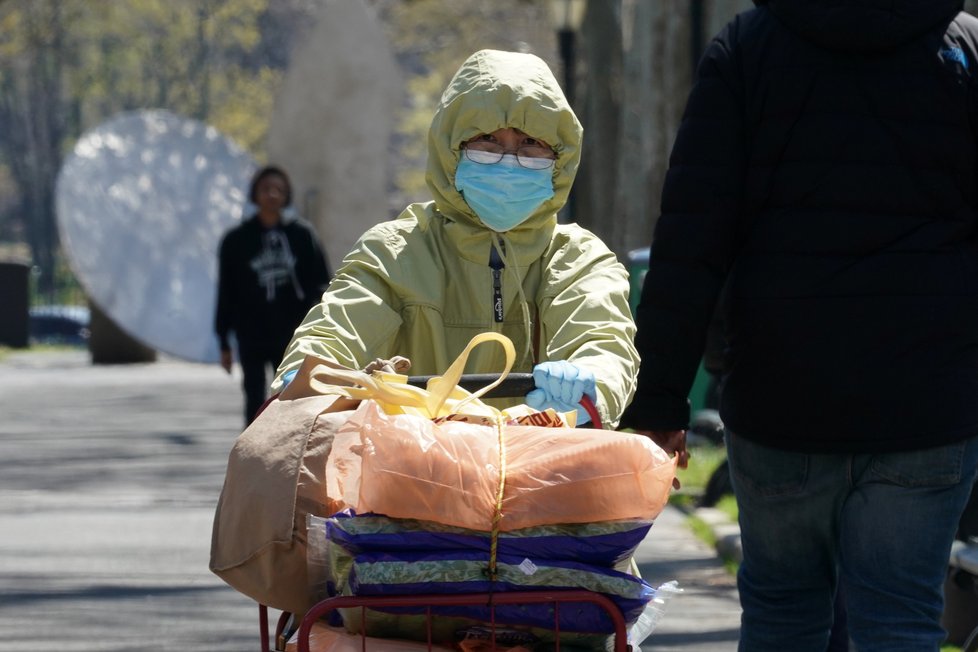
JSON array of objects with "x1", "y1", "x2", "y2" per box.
[
  {"x1": 620, "y1": 0, "x2": 978, "y2": 453},
  {"x1": 215, "y1": 215, "x2": 331, "y2": 353}
]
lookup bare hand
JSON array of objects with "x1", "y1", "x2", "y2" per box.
[
  {"x1": 634, "y1": 429, "x2": 688, "y2": 489},
  {"x1": 363, "y1": 356, "x2": 412, "y2": 375},
  {"x1": 220, "y1": 349, "x2": 233, "y2": 374}
]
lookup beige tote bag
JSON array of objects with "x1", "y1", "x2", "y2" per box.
[{"x1": 209, "y1": 358, "x2": 357, "y2": 615}]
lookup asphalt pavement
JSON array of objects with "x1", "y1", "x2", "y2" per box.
[{"x1": 0, "y1": 348, "x2": 740, "y2": 651}]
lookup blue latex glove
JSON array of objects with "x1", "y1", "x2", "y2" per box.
[
  {"x1": 525, "y1": 360, "x2": 597, "y2": 425},
  {"x1": 281, "y1": 369, "x2": 298, "y2": 388}
]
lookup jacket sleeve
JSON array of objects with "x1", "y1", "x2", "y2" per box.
[
  {"x1": 214, "y1": 233, "x2": 235, "y2": 352},
  {"x1": 537, "y1": 228, "x2": 640, "y2": 429},
  {"x1": 618, "y1": 23, "x2": 746, "y2": 432},
  {"x1": 270, "y1": 224, "x2": 403, "y2": 391}
]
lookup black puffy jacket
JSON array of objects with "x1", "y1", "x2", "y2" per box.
[{"x1": 621, "y1": 0, "x2": 978, "y2": 453}]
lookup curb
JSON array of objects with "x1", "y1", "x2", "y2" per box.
[{"x1": 692, "y1": 506, "x2": 743, "y2": 565}]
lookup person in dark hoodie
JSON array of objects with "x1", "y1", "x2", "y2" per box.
[
  {"x1": 215, "y1": 165, "x2": 331, "y2": 425},
  {"x1": 619, "y1": 1, "x2": 978, "y2": 649}
]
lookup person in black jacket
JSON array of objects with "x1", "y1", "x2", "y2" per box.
[
  {"x1": 620, "y1": 1, "x2": 978, "y2": 649},
  {"x1": 215, "y1": 165, "x2": 331, "y2": 425}
]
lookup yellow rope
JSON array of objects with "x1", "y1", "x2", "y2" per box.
[{"x1": 487, "y1": 413, "x2": 507, "y2": 581}]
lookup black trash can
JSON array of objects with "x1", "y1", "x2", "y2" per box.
[{"x1": 0, "y1": 261, "x2": 30, "y2": 348}]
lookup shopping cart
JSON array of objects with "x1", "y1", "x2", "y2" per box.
[{"x1": 257, "y1": 372, "x2": 643, "y2": 652}]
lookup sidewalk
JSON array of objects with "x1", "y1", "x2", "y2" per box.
[
  {"x1": 0, "y1": 348, "x2": 741, "y2": 651},
  {"x1": 633, "y1": 506, "x2": 741, "y2": 650}
]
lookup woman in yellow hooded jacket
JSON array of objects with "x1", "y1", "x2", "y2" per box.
[{"x1": 271, "y1": 49, "x2": 638, "y2": 428}]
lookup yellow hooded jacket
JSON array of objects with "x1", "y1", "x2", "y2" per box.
[{"x1": 272, "y1": 49, "x2": 638, "y2": 427}]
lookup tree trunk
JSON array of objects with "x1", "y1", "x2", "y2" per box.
[
  {"x1": 574, "y1": 0, "x2": 622, "y2": 243},
  {"x1": 605, "y1": 1, "x2": 692, "y2": 258},
  {"x1": 18, "y1": 1, "x2": 66, "y2": 297},
  {"x1": 194, "y1": 4, "x2": 211, "y2": 120}
]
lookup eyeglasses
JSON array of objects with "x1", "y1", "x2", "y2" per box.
[{"x1": 461, "y1": 141, "x2": 557, "y2": 170}]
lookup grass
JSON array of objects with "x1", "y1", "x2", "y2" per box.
[
  {"x1": 687, "y1": 513, "x2": 716, "y2": 547},
  {"x1": 675, "y1": 443, "x2": 727, "y2": 490},
  {"x1": 668, "y1": 443, "x2": 732, "y2": 516},
  {"x1": 26, "y1": 342, "x2": 87, "y2": 353}
]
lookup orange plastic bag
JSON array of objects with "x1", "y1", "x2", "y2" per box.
[
  {"x1": 311, "y1": 332, "x2": 677, "y2": 531},
  {"x1": 332, "y1": 400, "x2": 675, "y2": 531}
]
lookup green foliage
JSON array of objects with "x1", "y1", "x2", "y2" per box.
[
  {"x1": 0, "y1": 0, "x2": 304, "y2": 286},
  {"x1": 56, "y1": 0, "x2": 273, "y2": 147},
  {"x1": 209, "y1": 65, "x2": 283, "y2": 155}
]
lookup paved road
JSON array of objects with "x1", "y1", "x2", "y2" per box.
[{"x1": 0, "y1": 349, "x2": 739, "y2": 651}]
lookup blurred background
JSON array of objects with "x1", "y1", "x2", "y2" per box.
[
  {"x1": 2, "y1": 4, "x2": 977, "y2": 648},
  {"x1": 0, "y1": 0, "x2": 768, "y2": 359},
  {"x1": 4, "y1": 0, "x2": 978, "y2": 360}
]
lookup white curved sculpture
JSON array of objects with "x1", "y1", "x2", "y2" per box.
[{"x1": 56, "y1": 109, "x2": 257, "y2": 363}]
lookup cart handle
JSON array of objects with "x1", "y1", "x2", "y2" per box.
[
  {"x1": 407, "y1": 372, "x2": 602, "y2": 429},
  {"x1": 260, "y1": 374, "x2": 602, "y2": 429},
  {"x1": 406, "y1": 372, "x2": 535, "y2": 398}
]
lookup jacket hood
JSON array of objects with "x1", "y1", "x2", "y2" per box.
[
  {"x1": 425, "y1": 49, "x2": 582, "y2": 241},
  {"x1": 760, "y1": 0, "x2": 963, "y2": 53}
]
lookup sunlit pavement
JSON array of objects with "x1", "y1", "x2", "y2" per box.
[{"x1": 0, "y1": 349, "x2": 739, "y2": 651}]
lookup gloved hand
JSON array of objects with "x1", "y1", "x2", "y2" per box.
[
  {"x1": 280, "y1": 369, "x2": 299, "y2": 388},
  {"x1": 525, "y1": 360, "x2": 597, "y2": 425}
]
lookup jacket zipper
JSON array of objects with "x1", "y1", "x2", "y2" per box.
[{"x1": 489, "y1": 243, "x2": 504, "y2": 323}]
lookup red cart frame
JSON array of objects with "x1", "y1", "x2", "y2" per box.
[{"x1": 258, "y1": 588, "x2": 631, "y2": 652}]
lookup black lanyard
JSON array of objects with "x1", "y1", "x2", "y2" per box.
[{"x1": 489, "y1": 244, "x2": 504, "y2": 323}]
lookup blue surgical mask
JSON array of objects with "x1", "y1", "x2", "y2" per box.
[{"x1": 454, "y1": 155, "x2": 555, "y2": 232}]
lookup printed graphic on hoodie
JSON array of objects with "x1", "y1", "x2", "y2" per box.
[{"x1": 250, "y1": 229, "x2": 300, "y2": 302}]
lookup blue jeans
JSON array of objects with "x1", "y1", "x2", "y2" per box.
[{"x1": 726, "y1": 432, "x2": 978, "y2": 652}]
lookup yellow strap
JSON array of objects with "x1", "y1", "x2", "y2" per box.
[
  {"x1": 306, "y1": 332, "x2": 517, "y2": 420},
  {"x1": 426, "y1": 332, "x2": 516, "y2": 417},
  {"x1": 307, "y1": 366, "x2": 430, "y2": 411},
  {"x1": 487, "y1": 412, "x2": 507, "y2": 581},
  {"x1": 307, "y1": 333, "x2": 516, "y2": 581}
]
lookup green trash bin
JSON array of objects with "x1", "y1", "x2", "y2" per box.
[
  {"x1": 626, "y1": 247, "x2": 649, "y2": 318},
  {"x1": 626, "y1": 247, "x2": 711, "y2": 414}
]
